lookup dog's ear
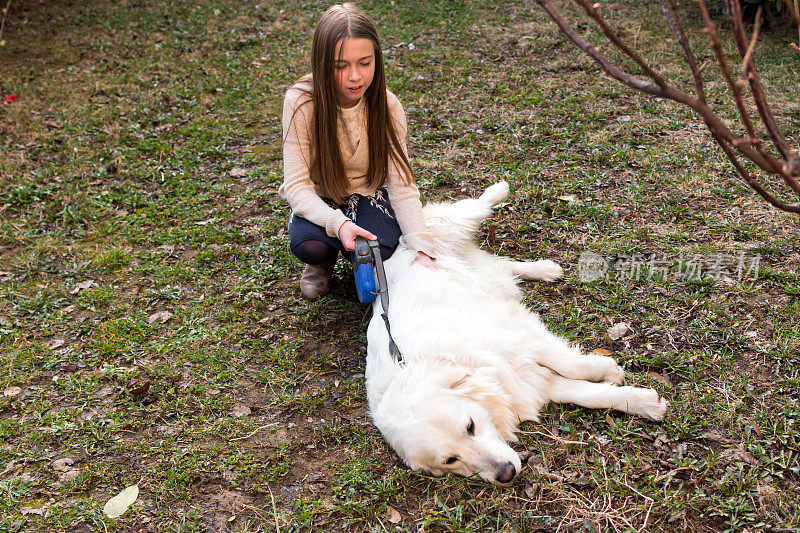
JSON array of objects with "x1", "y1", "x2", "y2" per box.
[
  {"x1": 430, "y1": 362, "x2": 473, "y2": 391},
  {"x1": 447, "y1": 367, "x2": 499, "y2": 396},
  {"x1": 443, "y1": 366, "x2": 519, "y2": 442},
  {"x1": 448, "y1": 372, "x2": 472, "y2": 391}
]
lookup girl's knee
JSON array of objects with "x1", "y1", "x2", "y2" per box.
[{"x1": 292, "y1": 240, "x2": 338, "y2": 265}]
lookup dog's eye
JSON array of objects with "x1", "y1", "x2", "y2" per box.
[
  {"x1": 444, "y1": 456, "x2": 458, "y2": 465},
  {"x1": 467, "y1": 418, "x2": 475, "y2": 436}
]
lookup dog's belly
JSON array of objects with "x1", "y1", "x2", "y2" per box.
[{"x1": 388, "y1": 267, "x2": 540, "y2": 349}]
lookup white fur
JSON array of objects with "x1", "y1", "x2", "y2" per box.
[{"x1": 365, "y1": 181, "x2": 667, "y2": 485}]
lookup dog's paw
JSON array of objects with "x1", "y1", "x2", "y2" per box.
[
  {"x1": 638, "y1": 389, "x2": 668, "y2": 421},
  {"x1": 479, "y1": 181, "x2": 509, "y2": 207},
  {"x1": 512, "y1": 260, "x2": 563, "y2": 281},
  {"x1": 528, "y1": 260, "x2": 563, "y2": 282}
]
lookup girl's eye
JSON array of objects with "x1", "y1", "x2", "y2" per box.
[
  {"x1": 360, "y1": 61, "x2": 371, "y2": 67},
  {"x1": 335, "y1": 65, "x2": 345, "y2": 70},
  {"x1": 467, "y1": 419, "x2": 475, "y2": 436},
  {"x1": 445, "y1": 457, "x2": 458, "y2": 465}
]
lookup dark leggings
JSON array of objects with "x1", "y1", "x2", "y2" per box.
[{"x1": 288, "y1": 188, "x2": 402, "y2": 265}]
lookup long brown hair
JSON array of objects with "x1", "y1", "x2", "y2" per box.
[{"x1": 286, "y1": 3, "x2": 413, "y2": 204}]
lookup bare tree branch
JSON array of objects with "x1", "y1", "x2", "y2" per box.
[
  {"x1": 740, "y1": 6, "x2": 763, "y2": 81},
  {"x1": 534, "y1": 0, "x2": 800, "y2": 214},
  {"x1": 725, "y1": 0, "x2": 798, "y2": 167},
  {"x1": 660, "y1": 0, "x2": 707, "y2": 103},
  {"x1": 536, "y1": 0, "x2": 664, "y2": 95},
  {"x1": 575, "y1": 0, "x2": 668, "y2": 88}
]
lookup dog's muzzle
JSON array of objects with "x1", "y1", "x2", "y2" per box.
[{"x1": 495, "y1": 461, "x2": 517, "y2": 484}]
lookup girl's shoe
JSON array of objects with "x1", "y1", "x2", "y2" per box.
[{"x1": 299, "y1": 257, "x2": 337, "y2": 300}]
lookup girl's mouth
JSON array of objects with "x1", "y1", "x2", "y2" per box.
[{"x1": 348, "y1": 85, "x2": 363, "y2": 93}]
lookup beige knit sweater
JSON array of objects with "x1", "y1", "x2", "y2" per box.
[{"x1": 279, "y1": 85, "x2": 435, "y2": 257}]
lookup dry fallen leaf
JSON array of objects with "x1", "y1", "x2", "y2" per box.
[
  {"x1": 232, "y1": 405, "x2": 251, "y2": 418},
  {"x1": 206, "y1": 389, "x2": 221, "y2": 396},
  {"x1": 387, "y1": 506, "x2": 401, "y2": 524},
  {"x1": 59, "y1": 362, "x2": 78, "y2": 373},
  {"x1": 608, "y1": 322, "x2": 631, "y2": 341},
  {"x1": 58, "y1": 469, "x2": 80, "y2": 482},
  {"x1": 52, "y1": 458, "x2": 74, "y2": 472},
  {"x1": 70, "y1": 280, "x2": 97, "y2": 294},
  {"x1": 590, "y1": 348, "x2": 613, "y2": 356},
  {"x1": 648, "y1": 371, "x2": 671, "y2": 386},
  {"x1": 3, "y1": 386, "x2": 21, "y2": 398},
  {"x1": 722, "y1": 443, "x2": 754, "y2": 464},
  {"x1": 49, "y1": 339, "x2": 65, "y2": 350},
  {"x1": 19, "y1": 507, "x2": 47, "y2": 516},
  {"x1": 147, "y1": 311, "x2": 173, "y2": 324},
  {"x1": 228, "y1": 167, "x2": 248, "y2": 178},
  {"x1": 701, "y1": 431, "x2": 730, "y2": 443},
  {"x1": 103, "y1": 485, "x2": 139, "y2": 519},
  {"x1": 128, "y1": 380, "x2": 151, "y2": 397}
]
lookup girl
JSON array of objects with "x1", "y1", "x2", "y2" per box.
[{"x1": 280, "y1": 3, "x2": 436, "y2": 301}]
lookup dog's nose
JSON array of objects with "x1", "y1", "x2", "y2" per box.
[{"x1": 495, "y1": 462, "x2": 517, "y2": 484}]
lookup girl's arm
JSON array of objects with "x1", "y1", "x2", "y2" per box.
[{"x1": 280, "y1": 89, "x2": 350, "y2": 239}]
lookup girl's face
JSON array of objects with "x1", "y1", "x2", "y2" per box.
[{"x1": 334, "y1": 37, "x2": 375, "y2": 108}]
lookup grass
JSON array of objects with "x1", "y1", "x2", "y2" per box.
[{"x1": 1, "y1": 0, "x2": 799, "y2": 530}]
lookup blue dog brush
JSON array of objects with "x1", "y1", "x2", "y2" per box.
[
  {"x1": 353, "y1": 237, "x2": 379, "y2": 303},
  {"x1": 352, "y1": 236, "x2": 403, "y2": 364}
]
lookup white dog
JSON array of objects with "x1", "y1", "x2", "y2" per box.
[{"x1": 365, "y1": 181, "x2": 667, "y2": 485}]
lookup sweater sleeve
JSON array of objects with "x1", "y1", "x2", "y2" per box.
[
  {"x1": 385, "y1": 93, "x2": 437, "y2": 258},
  {"x1": 279, "y1": 88, "x2": 350, "y2": 239}
]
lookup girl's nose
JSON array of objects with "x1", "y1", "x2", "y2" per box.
[{"x1": 348, "y1": 68, "x2": 360, "y2": 81}]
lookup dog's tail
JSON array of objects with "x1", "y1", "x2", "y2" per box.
[{"x1": 423, "y1": 181, "x2": 509, "y2": 257}]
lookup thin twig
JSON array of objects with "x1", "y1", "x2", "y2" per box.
[
  {"x1": 653, "y1": 465, "x2": 693, "y2": 482},
  {"x1": 740, "y1": 6, "x2": 763, "y2": 80},
  {"x1": 540, "y1": 0, "x2": 776, "y2": 175},
  {"x1": 707, "y1": 124, "x2": 800, "y2": 213},
  {"x1": 517, "y1": 429, "x2": 589, "y2": 445},
  {"x1": 639, "y1": 501, "x2": 654, "y2": 532},
  {"x1": 267, "y1": 484, "x2": 281, "y2": 533},
  {"x1": 228, "y1": 423, "x2": 278, "y2": 442},
  {"x1": 0, "y1": 0, "x2": 13, "y2": 44},
  {"x1": 536, "y1": 0, "x2": 662, "y2": 95},
  {"x1": 660, "y1": 0, "x2": 707, "y2": 103}
]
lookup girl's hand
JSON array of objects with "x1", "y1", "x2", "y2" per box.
[
  {"x1": 337, "y1": 220, "x2": 377, "y2": 251},
  {"x1": 413, "y1": 251, "x2": 438, "y2": 269}
]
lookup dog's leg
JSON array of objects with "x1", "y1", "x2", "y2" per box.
[
  {"x1": 548, "y1": 374, "x2": 667, "y2": 420},
  {"x1": 522, "y1": 326, "x2": 624, "y2": 384},
  {"x1": 423, "y1": 181, "x2": 510, "y2": 257},
  {"x1": 503, "y1": 259, "x2": 563, "y2": 282},
  {"x1": 477, "y1": 180, "x2": 510, "y2": 207}
]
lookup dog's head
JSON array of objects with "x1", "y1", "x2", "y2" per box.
[{"x1": 372, "y1": 361, "x2": 522, "y2": 485}]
